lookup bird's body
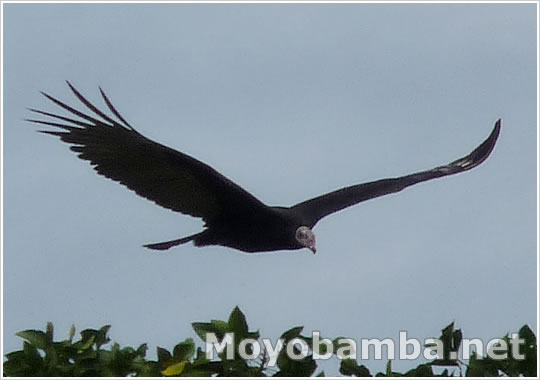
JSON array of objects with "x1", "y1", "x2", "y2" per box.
[
  {"x1": 192, "y1": 206, "x2": 307, "y2": 253},
  {"x1": 28, "y1": 82, "x2": 501, "y2": 254}
]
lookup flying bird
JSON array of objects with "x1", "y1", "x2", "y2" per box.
[{"x1": 28, "y1": 82, "x2": 501, "y2": 254}]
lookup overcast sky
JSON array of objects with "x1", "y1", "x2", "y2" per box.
[{"x1": 2, "y1": 2, "x2": 537, "y2": 374}]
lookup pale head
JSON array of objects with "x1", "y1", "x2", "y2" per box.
[{"x1": 295, "y1": 226, "x2": 316, "y2": 254}]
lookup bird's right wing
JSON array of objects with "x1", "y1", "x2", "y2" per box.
[
  {"x1": 27, "y1": 82, "x2": 268, "y2": 224},
  {"x1": 291, "y1": 120, "x2": 501, "y2": 226}
]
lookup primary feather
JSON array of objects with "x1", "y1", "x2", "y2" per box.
[
  {"x1": 28, "y1": 82, "x2": 266, "y2": 224},
  {"x1": 291, "y1": 120, "x2": 501, "y2": 226}
]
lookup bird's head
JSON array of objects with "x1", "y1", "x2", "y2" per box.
[{"x1": 296, "y1": 226, "x2": 316, "y2": 254}]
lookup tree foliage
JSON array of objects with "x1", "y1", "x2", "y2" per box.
[{"x1": 3, "y1": 307, "x2": 536, "y2": 377}]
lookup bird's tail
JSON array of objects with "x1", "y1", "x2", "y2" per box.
[{"x1": 143, "y1": 232, "x2": 204, "y2": 251}]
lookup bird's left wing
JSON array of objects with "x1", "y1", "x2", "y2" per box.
[
  {"x1": 291, "y1": 120, "x2": 501, "y2": 226},
  {"x1": 27, "y1": 82, "x2": 268, "y2": 223}
]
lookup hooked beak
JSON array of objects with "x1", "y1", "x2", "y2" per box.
[{"x1": 309, "y1": 246, "x2": 317, "y2": 254}]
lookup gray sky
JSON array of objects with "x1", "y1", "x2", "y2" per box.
[{"x1": 2, "y1": 2, "x2": 537, "y2": 374}]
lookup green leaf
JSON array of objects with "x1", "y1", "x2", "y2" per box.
[
  {"x1": 452, "y1": 329, "x2": 462, "y2": 352},
  {"x1": 280, "y1": 326, "x2": 304, "y2": 341},
  {"x1": 161, "y1": 360, "x2": 187, "y2": 376},
  {"x1": 228, "y1": 306, "x2": 248, "y2": 338},
  {"x1": 79, "y1": 329, "x2": 98, "y2": 345},
  {"x1": 441, "y1": 322, "x2": 454, "y2": 337},
  {"x1": 465, "y1": 353, "x2": 500, "y2": 377},
  {"x1": 192, "y1": 361, "x2": 223, "y2": 376},
  {"x1": 16, "y1": 329, "x2": 49, "y2": 349},
  {"x1": 519, "y1": 325, "x2": 536, "y2": 347},
  {"x1": 4, "y1": 346, "x2": 45, "y2": 377},
  {"x1": 404, "y1": 363, "x2": 433, "y2": 377},
  {"x1": 182, "y1": 367, "x2": 214, "y2": 377},
  {"x1": 156, "y1": 346, "x2": 171, "y2": 363},
  {"x1": 136, "y1": 343, "x2": 148, "y2": 356},
  {"x1": 193, "y1": 347, "x2": 209, "y2": 364},
  {"x1": 192, "y1": 320, "x2": 230, "y2": 341},
  {"x1": 96, "y1": 325, "x2": 111, "y2": 348},
  {"x1": 275, "y1": 353, "x2": 317, "y2": 377},
  {"x1": 516, "y1": 325, "x2": 537, "y2": 377},
  {"x1": 339, "y1": 358, "x2": 371, "y2": 377},
  {"x1": 79, "y1": 325, "x2": 110, "y2": 350},
  {"x1": 173, "y1": 338, "x2": 195, "y2": 361},
  {"x1": 23, "y1": 342, "x2": 43, "y2": 367},
  {"x1": 192, "y1": 323, "x2": 211, "y2": 341},
  {"x1": 211, "y1": 319, "x2": 230, "y2": 332}
]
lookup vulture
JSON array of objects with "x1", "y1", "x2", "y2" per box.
[{"x1": 28, "y1": 82, "x2": 501, "y2": 254}]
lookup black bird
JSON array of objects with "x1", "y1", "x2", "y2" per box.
[{"x1": 28, "y1": 82, "x2": 501, "y2": 254}]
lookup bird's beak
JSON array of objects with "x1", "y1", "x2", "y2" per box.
[{"x1": 309, "y1": 246, "x2": 317, "y2": 254}]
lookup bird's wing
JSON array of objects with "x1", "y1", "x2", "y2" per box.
[
  {"x1": 28, "y1": 82, "x2": 268, "y2": 223},
  {"x1": 291, "y1": 120, "x2": 501, "y2": 226}
]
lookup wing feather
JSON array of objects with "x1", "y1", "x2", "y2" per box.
[
  {"x1": 29, "y1": 82, "x2": 268, "y2": 223},
  {"x1": 291, "y1": 120, "x2": 501, "y2": 226}
]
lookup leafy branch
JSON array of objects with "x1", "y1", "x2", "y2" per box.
[{"x1": 3, "y1": 307, "x2": 536, "y2": 377}]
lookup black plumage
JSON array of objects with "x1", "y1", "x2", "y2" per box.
[{"x1": 28, "y1": 82, "x2": 501, "y2": 254}]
